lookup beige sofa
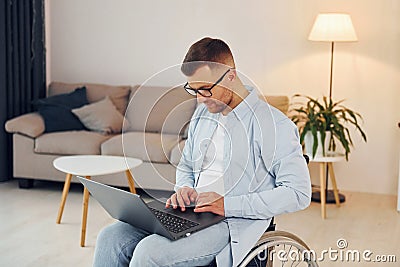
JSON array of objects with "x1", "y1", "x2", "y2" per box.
[{"x1": 5, "y1": 82, "x2": 289, "y2": 192}]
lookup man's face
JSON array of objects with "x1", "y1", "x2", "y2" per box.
[{"x1": 186, "y1": 65, "x2": 233, "y2": 114}]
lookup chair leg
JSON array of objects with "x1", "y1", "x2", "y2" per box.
[
  {"x1": 125, "y1": 170, "x2": 136, "y2": 194},
  {"x1": 81, "y1": 175, "x2": 91, "y2": 247},
  {"x1": 56, "y1": 173, "x2": 72, "y2": 224}
]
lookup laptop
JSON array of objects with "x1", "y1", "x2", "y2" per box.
[{"x1": 78, "y1": 177, "x2": 225, "y2": 240}]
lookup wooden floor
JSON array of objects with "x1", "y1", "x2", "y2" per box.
[{"x1": 0, "y1": 179, "x2": 399, "y2": 267}]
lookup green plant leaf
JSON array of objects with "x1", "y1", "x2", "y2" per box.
[{"x1": 289, "y1": 94, "x2": 367, "y2": 160}]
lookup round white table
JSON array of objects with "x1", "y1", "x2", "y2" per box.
[
  {"x1": 53, "y1": 155, "x2": 142, "y2": 247},
  {"x1": 309, "y1": 155, "x2": 345, "y2": 219}
]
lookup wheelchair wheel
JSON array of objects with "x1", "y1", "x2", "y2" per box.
[{"x1": 238, "y1": 230, "x2": 318, "y2": 267}]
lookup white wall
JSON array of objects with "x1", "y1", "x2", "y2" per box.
[{"x1": 48, "y1": 0, "x2": 400, "y2": 195}]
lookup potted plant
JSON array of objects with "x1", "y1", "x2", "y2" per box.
[{"x1": 290, "y1": 94, "x2": 367, "y2": 160}]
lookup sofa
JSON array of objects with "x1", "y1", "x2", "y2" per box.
[{"x1": 5, "y1": 81, "x2": 289, "y2": 192}]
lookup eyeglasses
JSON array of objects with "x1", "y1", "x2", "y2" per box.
[{"x1": 184, "y1": 68, "x2": 232, "y2": 97}]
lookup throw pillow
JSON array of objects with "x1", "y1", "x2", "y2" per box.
[
  {"x1": 33, "y1": 87, "x2": 89, "y2": 133},
  {"x1": 37, "y1": 105, "x2": 87, "y2": 132},
  {"x1": 34, "y1": 86, "x2": 88, "y2": 109},
  {"x1": 72, "y1": 96, "x2": 125, "y2": 134},
  {"x1": 48, "y1": 82, "x2": 132, "y2": 115}
]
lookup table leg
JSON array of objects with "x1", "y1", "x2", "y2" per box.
[
  {"x1": 328, "y1": 162, "x2": 341, "y2": 207},
  {"x1": 320, "y1": 163, "x2": 326, "y2": 219},
  {"x1": 56, "y1": 173, "x2": 72, "y2": 224},
  {"x1": 81, "y1": 175, "x2": 91, "y2": 247},
  {"x1": 125, "y1": 170, "x2": 137, "y2": 194}
]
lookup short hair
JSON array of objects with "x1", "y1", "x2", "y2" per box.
[{"x1": 181, "y1": 37, "x2": 235, "y2": 76}]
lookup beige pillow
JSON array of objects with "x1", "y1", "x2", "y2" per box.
[{"x1": 72, "y1": 96, "x2": 124, "y2": 134}]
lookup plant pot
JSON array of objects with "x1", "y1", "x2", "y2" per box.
[
  {"x1": 326, "y1": 140, "x2": 345, "y2": 156},
  {"x1": 304, "y1": 131, "x2": 331, "y2": 158}
]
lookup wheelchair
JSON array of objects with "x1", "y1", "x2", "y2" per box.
[
  {"x1": 202, "y1": 155, "x2": 319, "y2": 267},
  {"x1": 201, "y1": 217, "x2": 318, "y2": 267},
  {"x1": 238, "y1": 218, "x2": 318, "y2": 266}
]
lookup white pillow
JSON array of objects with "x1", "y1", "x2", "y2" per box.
[{"x1": 72, "y1": 96, "x2": 124, "y2": 134}]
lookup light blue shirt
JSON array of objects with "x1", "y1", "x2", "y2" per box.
[{"x1": 175, "y1": 86, "x2": 311, "y2": 266}]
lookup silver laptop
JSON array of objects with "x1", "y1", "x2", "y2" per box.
[{"x1": 78, "y1": 177, "x2": 225, "y2": 240}]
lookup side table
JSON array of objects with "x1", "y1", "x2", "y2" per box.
[
  {"x1": 309, "y1": 155, "x2": 345, "y2": 219},
  {"x1": 53, "y1": 155, "x2": 142, "y2": 246}
]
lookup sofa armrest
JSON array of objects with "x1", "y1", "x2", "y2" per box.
[{"x1": 5, "y1": 112, "x2": 45, "y2": 138}]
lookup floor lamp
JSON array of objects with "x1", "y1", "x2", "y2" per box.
[
  {"x1": 308, "y1": 13, "x2": 358, "y2": 98},
  {"x1": 308, "y1": 13, "x2": 358, "y2": 204}
]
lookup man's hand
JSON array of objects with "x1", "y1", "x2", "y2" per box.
[
  {"x1": 194, "y1": 192, "x2": 225, "y2": 216},
  {"x1": 165, "y1": 186, "x2": 198, "y2": 212}
]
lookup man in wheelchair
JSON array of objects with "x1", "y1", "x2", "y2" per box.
[{"x1": 93, "y1": 37, "x2": 311, "y2": 267}]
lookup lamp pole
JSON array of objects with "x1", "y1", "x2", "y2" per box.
[
  {"x1": 329, "y1": 41, "x2": 334, "y2": 99},
  {"x1": 326, "y1": 41, "x2": 335, "y2": 202}
]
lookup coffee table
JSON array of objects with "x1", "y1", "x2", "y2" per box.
[{"x1": 53, "y1": 155, "x2": 142, "y2": 247}]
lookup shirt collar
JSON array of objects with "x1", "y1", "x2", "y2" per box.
[
  {"x1": 202, "y1": 86, "x2": 260, "y2": 122},
  {"x1": 230, "y1": 85, "x2": 259, "y2": 121}
]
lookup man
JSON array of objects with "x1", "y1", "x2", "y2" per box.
[{"x1": 93, "y1": 37, "x2": 311, "y2": 267}]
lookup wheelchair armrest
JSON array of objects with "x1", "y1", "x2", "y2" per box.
[{"x1": 266, "y1": 217, "x2": 276, "y2": 232}]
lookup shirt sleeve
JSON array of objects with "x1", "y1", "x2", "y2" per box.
[{"x1": 224, "y1": 118, "x2": 312, "y2": 219}]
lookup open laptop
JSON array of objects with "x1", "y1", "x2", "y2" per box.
[{"x1": 78, "y1": 177, "x2": 225, "y2": 241}]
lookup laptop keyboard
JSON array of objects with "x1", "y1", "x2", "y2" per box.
[{"x1": 149, "y1": 207, "x2": 199, "y2": 234}]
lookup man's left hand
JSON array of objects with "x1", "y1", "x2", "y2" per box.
[{"x1": 194, "y1": 192, "x2": 225, "y2": 216}]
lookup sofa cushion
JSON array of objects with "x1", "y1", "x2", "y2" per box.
[
  {"x1": 5, "y1": 112, "x2": 45, "y2": 138},
  {"x1": 35, "y1": 131, "x2": 112, "y2": 155},
  {"x1": 125, "y1": 85, "x2": 197, "y2": 135},
  {"x1": 101, "y1": 132, "x2": 180, "y2": 163},
  {"x1": 72, "y1": 97, "x2": 125, "y2": 134},
  {"x1": 48, "y1": 82, "x2": 132, "y2": 115},
  {"x1": 33, "y1": 87, "x2": 89, "y2": 133}
]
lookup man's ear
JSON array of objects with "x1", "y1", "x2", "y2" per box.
[{"x1": 228, "y1": 69, "x2": 236, "y2": 81}]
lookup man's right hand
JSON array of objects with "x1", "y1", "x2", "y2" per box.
[{"x1": 165, "y1": 186, "x2": 198, "y2": 212}]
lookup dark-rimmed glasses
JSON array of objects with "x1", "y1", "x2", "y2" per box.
[{"x1": 183, "y1": 68, "x2": 232, "y2": 97}]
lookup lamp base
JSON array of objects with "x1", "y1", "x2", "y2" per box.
[{"x1": 311, "y1": 190, "x2": 346, "y2": 204}]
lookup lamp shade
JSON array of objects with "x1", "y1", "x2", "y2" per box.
[{"x1": 308, "y1": 13, "x2": 358, "y2": 42}]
